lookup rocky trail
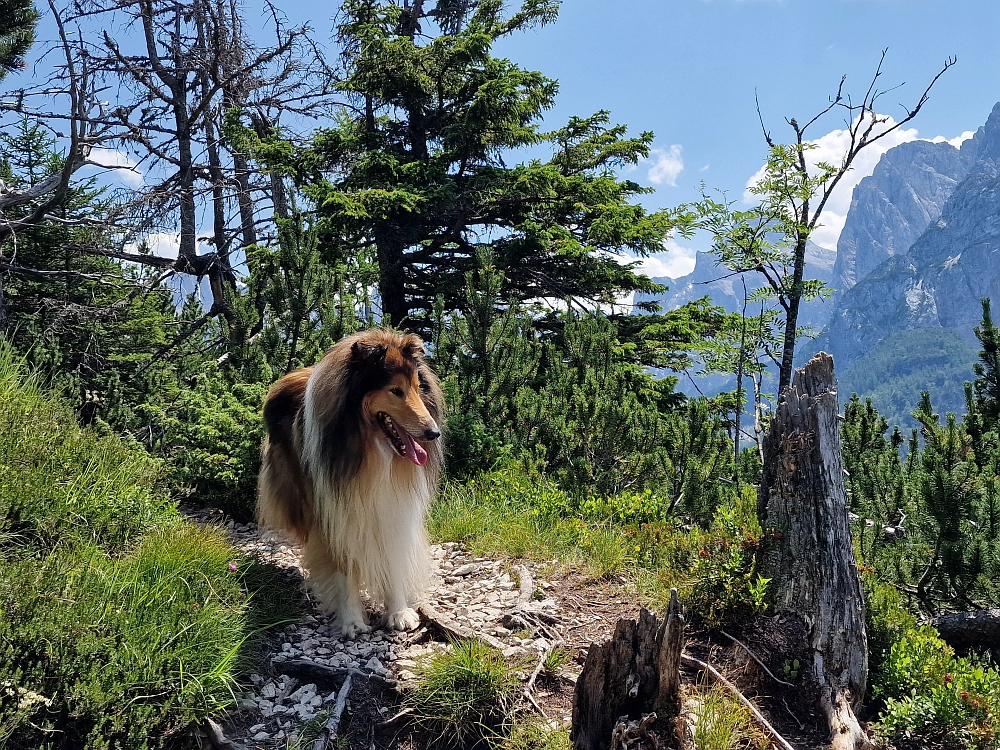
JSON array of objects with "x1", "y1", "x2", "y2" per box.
[{"x1": 187, "y1": 508, "x2": 636, "y2": 750}]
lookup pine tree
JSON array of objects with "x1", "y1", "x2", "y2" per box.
[
  {"x1": 966, "y1": 298, "x2": 1000, "y2": 463},
  {"x1": 0, "y1": 119, "x2": 181, "y2": 425},
  {"x1": 237, "y1": 0, "x2": 687, "y2": 328},
  {"x1": 0, "y1": 0, "x2": 37, "y2": 80}
]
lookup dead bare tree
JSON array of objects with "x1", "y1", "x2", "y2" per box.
[
  {"x1": 697, "y1": 51, "x2": 955, "y2": 393},
  {"x1": 0, "y1": 0, "x2": 337, "y2": 349}
]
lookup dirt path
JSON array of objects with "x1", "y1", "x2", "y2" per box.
[{"x1": 187, "y1": 508, "x2": 635, "y2": 749}]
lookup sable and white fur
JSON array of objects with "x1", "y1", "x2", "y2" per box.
[{"x1": 257, "y1": 329, "x2": 444, "y2": 638}]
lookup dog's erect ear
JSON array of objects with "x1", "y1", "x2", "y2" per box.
[
  {"x1": 401, "y1": 334, "x2": 425, "y2": 359},
  {"x1": 351, "y1": 340, "x2": 387, "y2": 364}
]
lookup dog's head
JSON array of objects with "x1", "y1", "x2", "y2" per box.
[{"x1": 348, "y1": 330, "x2": 442, "y2": 467}]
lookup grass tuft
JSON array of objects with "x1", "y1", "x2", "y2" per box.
[
  {"x1": 689, "y1": 685, "x2": 769, "y2": 750},
  {"x1": 404, "y1": 639, "x2": 521, "y2": 747},
  {"x1": 542, "y1": 647, "x2": 570, "y2": 677},
  {"x1": 502, "y1": 719, "x2": 572, "y2": 750}
]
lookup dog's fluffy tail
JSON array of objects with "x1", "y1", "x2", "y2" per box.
[{"x1": 257, "y1": 367, "x2": 315, "y2": 542}]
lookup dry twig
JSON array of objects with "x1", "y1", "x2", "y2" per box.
[
  {"x1": 680, "y1": 653, "x2": 796, "y2": 750},
  {"x1": 311, "y1": 673, "x2": 352, "y2": 750},
  {"x1": 719, "y1": 630, "x2": 795, "y2": 688}
]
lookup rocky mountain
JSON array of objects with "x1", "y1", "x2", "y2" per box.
[
  {"x1": 640, "y1": 242, "x2": 837, "y2": 331},
  {"x1": 817, "y1": 102, "x2": 1000, "y2": 371},
  {"x1": 832, "y1": 135, "x2": 980, "y2": 295}
]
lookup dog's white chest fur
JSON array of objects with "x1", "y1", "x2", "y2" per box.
[{"x1": 318, "y1": 440, "x2": 433, "y2": 604}]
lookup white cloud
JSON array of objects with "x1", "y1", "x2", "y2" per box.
[
  {"x1": 932, "y1": 130, "x2": 976, "y2": 149},
  {"x1": 743, "y1": 114, "x2": 976, "y2": 252},
  {"x1": 130, "y1": 232, "x2": 179, "y2": 258},
  {"x1": 88, "y1": 148, "x2": 144, "y2": 187},
  {"x1": 624, "y1": 238, "x2": 698, "y2": 280},
  {"x1": 647, "y1": 144, "x2": 684, "y2": 187}
]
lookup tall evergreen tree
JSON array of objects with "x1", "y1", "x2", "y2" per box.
[
  {"x1": 237, "y1": 0, "x2": 686, "y2": 328},
  {"x1": 0, "y1": 0, "x2": 37, "y2": 80}
]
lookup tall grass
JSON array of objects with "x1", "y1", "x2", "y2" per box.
[
  {"x1": 0, "y1": 345, "x2": 172, "y2": 552},
  {"x1": 0, "y1": 343, "x2": 284, "y2": 749},
  {"x1": 429, "y1": 463, "x2": 767, "y2": 624}
]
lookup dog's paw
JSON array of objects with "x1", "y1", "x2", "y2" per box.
[
  {"x1": 387, "y1": 607, "x2": 421, "y2": 632},
  {"x1": 339, "y1": 611, "x2": 371, "y2": 639}
]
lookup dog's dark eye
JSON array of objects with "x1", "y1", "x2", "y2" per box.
[{"x1": 390, "y1": 387, "x2": 404, "y2": 398}]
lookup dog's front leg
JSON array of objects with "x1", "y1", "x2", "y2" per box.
[
  {"x1": 385, "y1": 588, "x2": 421, "y2": 632},
  {"x1": 333, "y1": 570, "x2": 371, "y2": 639}
]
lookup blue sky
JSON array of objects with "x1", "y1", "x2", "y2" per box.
[{"x1": 26, "y1": 0, "x2": 998, "y2": 278}]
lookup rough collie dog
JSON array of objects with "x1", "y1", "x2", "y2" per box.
[{"x1": 257, "y1": 329, "x2": 444, "y2": 638}]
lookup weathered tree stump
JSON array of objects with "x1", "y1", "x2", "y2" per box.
[
  {"x1": 571, "y1": 590, "x2": 684, "y2": 750},
  {"x1": 758, "y1": 352, "x2": 871, "y2": 750}
]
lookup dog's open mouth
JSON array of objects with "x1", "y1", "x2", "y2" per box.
[{"x1": 376, "y1": 412, "x2": 429, "y2": 467}]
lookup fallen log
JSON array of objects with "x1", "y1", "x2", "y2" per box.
[{"x1": 932, "y1": 608, "x2": 1000, "y2": 649}]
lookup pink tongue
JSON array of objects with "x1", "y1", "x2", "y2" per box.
[{"x1": 402, "y1": 432, "x2": 429, "y2": 466}]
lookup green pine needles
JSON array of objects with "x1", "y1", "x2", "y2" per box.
[
  {"x1": 843, "y1": 299, "x2": 1000, "y2": 615},
  {"x1": 0, "y1": 0, "x2": 37, "y2": 80}
]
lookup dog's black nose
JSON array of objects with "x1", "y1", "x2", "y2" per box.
[{"x1": 423, "y1": 428, "x2": 441, "y2": 441}]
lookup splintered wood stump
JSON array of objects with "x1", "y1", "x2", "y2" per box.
[
  {"x1": 572, "y1": 591, "x2": 684, "y2": 750},
  {"x1": 759, "y1": 352, "x2": 871, "y2": 750}
]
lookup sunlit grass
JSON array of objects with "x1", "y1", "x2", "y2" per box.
[
  {"x1": 404, "y1": 639, "x2": 522, "y2": 747},
  {"x1": 430, "y1": 464, "x2": 766, "y2": 625},
  {"x1": 0, "y1": 342, "x2": 293, "y2": 748},
  {"x1": 689, "y1": 685, "x2": 769, "y2": 750}
]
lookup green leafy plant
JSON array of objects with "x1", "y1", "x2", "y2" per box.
[{"x1": 874, "y1": 627, "x2": 1000, "y2": 749}]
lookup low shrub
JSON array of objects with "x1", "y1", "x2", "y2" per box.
[
  {"x1": 864, "y1": 573, "x2": 918, "y2": 704},
  {"x1": 0, "y1": 344, "x2": 275, "y2": 749},
  {"x1": 404, "y1": 639, "x2": 521, "y2": 747},
  {"x1": 874, "y1": 627, "x2": 1000, "y2": 749},
  {"x1": 141, "y1": 371, "x2": 266, "y2": 519}
]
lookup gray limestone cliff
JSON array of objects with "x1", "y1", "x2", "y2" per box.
[
  {"x1": 817, "y1": 102, "x2": 1000, "y2": 369},
  {"x1": 832, "y1": 136, "x2": 979, "y2": 295}
]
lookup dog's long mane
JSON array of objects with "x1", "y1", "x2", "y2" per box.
[{"x1": 257, "y1": 329, "x2": 444, "y2": 605}]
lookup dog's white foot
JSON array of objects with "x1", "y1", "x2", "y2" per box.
[
  {"x1": 387, "y1": 607, "x2": 421, "y2": 632},
  {"x1": 339, "y1": 607, "x2": 371, "y2": 639}
]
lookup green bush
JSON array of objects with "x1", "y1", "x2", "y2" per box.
[
  {"x1": 874, "y1": 627, "x2": 1000, "y2": 749},
  {"x1": 0, "y1": 344, "x2": 268, "y2": 749},
  {"x1": 864, "y1": 574, "x2": 918, "y2": 702},
  {"x1": 142, "y1": 371, "x2": 266, "y2": 518},
  {"x1": 0, "y1": 347, "x2": 172, "y2": 552}
]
